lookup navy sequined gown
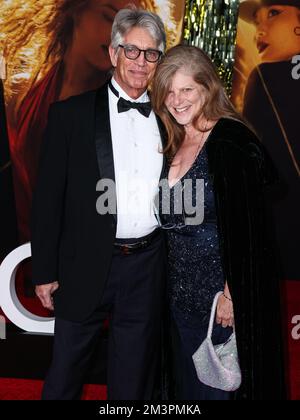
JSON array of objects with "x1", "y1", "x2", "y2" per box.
[{"x1": 160, "y1": 144, "x2": 232, "y2": 400}]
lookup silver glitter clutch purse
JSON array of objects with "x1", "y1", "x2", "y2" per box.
[{"x1": 192, "y1": 291, "x2": 242, "y2": 392}]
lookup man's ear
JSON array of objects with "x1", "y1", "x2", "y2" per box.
[{"x1": 109, "y1": 45, "x2": 118, "y2": 67}]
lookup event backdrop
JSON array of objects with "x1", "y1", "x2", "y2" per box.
[
  {"x1": 231, "y1": 0, "x2": 300, "y2": 399},
  {"x1": 183, "y1": 0, "x2": 240, "y2": 92},
  {"x1": 232, "y1": 0, "x2": 300, "y2": 281}
]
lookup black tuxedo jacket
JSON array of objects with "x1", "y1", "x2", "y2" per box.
[{"x1": 31, "y1": 82, "x2": 166, "y2": 322}]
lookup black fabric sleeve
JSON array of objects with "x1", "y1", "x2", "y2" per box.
[{"x1": 31, "y1": 103, "x2": 68, "y2": 285}]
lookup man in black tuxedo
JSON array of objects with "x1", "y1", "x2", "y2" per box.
[{"x1": 31, "y1": 8, "x2": 166, "y2": 400}]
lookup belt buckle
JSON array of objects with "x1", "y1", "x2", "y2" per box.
[{"x1": 121, "y1": 244, "x2": 133, "y2": 255}]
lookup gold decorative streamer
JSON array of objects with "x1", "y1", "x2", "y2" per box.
[{"x1": 183, "y1": 0, "x2": 240, "y2": 94}]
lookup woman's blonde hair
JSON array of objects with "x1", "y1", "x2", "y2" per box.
[{"x1": 151, "y1": 45, "x2": 244, "y2": 158}]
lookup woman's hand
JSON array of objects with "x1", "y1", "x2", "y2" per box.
[{"x1": 216, "y1": 283, "x2": 234, "y2": 328}]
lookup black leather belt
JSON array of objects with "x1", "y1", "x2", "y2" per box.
[{"x1": 114, "y1": 228, "x2": 160, "y2": 255}]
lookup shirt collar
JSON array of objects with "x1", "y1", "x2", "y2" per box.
[{"x1": 111, "y1": 77, "x2": 149, "y2": 103}]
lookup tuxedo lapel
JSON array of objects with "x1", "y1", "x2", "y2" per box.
[
  {"x1": 155, "y1": 114, "x2": 167, "y2": 181},
  {"x1": 94, "y1": 85, "x2": 167, "y2": 224},
  {"x1": 95, "y1": 83, "x2": 117, "y2": 223}
]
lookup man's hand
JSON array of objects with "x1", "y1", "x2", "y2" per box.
[{"x1": 35, "y1": 282, "x2": 59, "y2": 311}]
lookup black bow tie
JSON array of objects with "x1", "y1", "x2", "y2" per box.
[
  {"x1": 117, "y1": 97, "x2": 152, "y2": 117},
  {"x1": 109, "y1": 80, "x2": 152, "y2": 118}
]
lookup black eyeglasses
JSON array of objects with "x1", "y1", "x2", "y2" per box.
[{"x1": 119, "y1": 44, "x2": 162, "y2": 63}]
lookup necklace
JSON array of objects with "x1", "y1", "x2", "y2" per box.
[
  {"x1": 169, "y1": 121, "x2": 209, "y2": 187},
  {"x1": 185, "y1": 120, "x2": 208, "y2": 161}
]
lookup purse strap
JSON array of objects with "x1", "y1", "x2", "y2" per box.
[{"x1": 207, "y1": 291, "x2": 223, "y2": 339}]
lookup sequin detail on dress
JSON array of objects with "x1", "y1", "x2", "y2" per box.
[{"x1": 159, "y1": 145, "x2": 225, "y2": 324}]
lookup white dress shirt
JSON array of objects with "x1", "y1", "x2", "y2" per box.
[{"x1": 108, "y1": 77, "x2": 163, "y2": 239}]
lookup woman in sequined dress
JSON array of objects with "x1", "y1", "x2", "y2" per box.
[{"x1": 152, "y1": 45, "x2": 286, "y2": 400}]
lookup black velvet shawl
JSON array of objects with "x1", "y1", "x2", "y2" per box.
[{"x1": 204, "y1": 118, "x2": 286, "y2": 399}]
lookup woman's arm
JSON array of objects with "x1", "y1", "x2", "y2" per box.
[{"x1": 216, "y1": 281, "x2": 234, "y2": 328}]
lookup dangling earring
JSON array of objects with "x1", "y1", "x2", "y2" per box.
[{"x1": 294, "y1": 26, "x2": 300, "y2": 36}]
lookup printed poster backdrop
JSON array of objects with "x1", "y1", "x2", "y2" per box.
[
  {"x1": 232, "y1": 0, "x2": 300, "y2": 280},
  {"x1": 0, "y1": 0, "x2": 185, "y2": 317},
  {"x1": 232, "y1": 1, "x2": 300, "y2": 398}
]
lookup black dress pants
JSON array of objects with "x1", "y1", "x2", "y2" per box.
[{"x1": 42, "y1": 232, "x2": 165, "y2": 400}]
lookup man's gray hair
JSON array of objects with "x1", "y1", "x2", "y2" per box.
[{"x1": 111, "y1": 7, "x2": 166, "y2": 53}]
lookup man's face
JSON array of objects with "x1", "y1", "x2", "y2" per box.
[
  {"x1": 109, "y1": 26, "x2": 160, "y2": 99},
  {"x1": 254, "y1": 5, "x2": 300, "y2": 62}
]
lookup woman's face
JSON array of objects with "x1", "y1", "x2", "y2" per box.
[
  {"x1": 165, "y1": 70, "x2": 205, "y2": 127},
  {"x1": 72, "y1": 0, "x2": 139, "y2": 71},
  {"x1": 254, "y1": 5, "x2": 300, "y2": 62}
]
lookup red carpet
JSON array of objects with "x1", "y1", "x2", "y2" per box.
[
  {"x1": 0, "y1": 379, "x2": 107, "y2": 400},
  {"x1": 1, "y1": 280, "x2": 299, "y2": 400}
]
